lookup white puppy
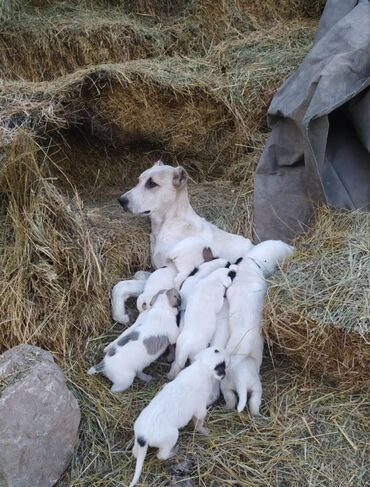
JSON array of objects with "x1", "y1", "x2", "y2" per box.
[
  {"x1": 167, "y1": 238, "x2": 215, "y2": 289},
  {"x1": 129, "y1": 347, "x2": 229, "y2": 487},
  {"x1": 136, "y1": 264, "x2": 178, "y2": 312},
  {"x1": 88, "y1": 289, "x2": 181, "y2": 392},
  {"x1": 111, "y1": 279, "x2": 146, "y2": 324},
  {"x1": 168, "y1": 268, "x2": 234, "y2": 379},
  {"x1": 221, "y1": 355, "x2": 262, "y2": 414}
]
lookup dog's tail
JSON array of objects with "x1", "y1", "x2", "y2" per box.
[
  {"x1": 234, "y1": 366, "x2": 248, "y2": 413},
  {"x1": 129, "y1": 436, "x2": 148, "y2": 487},
  {"x1": 87, "y1": 359, "x2": 104, "y2": 375}
]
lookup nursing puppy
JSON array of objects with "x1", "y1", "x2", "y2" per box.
[
  {"x1": 88, "y1": 289, "x2": 181, "y2": 392},
  {"x1": 129, "y1": 347, "x2": 229, "y2": 487},
  {"x1": 221, "y1": 355, "x2": 262, "y2": 414},
  {"x1": 227, "y1": 240, "x2": 294, "y2": 359},
  {"x1": 167, "y1": 239, "x2": 215, "y2": 290},
  {"x1": 168, "y1": 268, "x2": 233, "y2": 379},
  {"x1": 136, "y1": 264, "x2": 178, "y2": 312}
]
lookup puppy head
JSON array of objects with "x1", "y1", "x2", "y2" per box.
[
  {"x1": 194, "y1": 347, "x2": 230, "y2": 381},
  {"x1": 247, "y1": 240, "x2": 295, "y2": 277},
  {"x1": 118, "y1": 162, "x2": 188, "y2": 217},
  {"x1": 165, "y1": 288, "x2": 182, "y2": 308}
]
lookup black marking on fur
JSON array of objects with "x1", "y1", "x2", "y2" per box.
[
  {"x1": 228, "y1": 270, "x2": 237, "y2": 280},
  {"x1": 160, "y1": 265, "x2": 168, "y2": 269},
  {"x1": 117, "y1": 330, "x2": 140, "y2": 347},
  {"x1": 137, "y1": 436, "x2": 146, "y2": 447},
  {"x1": 95, "y1": 360, "x2": 105, "y2": 372},
  {"x1": 189, "y1": 267, "x2": 199, "y2": 277},
  {"x1": 214, "y1": 361, "x2": 226, "y2": 378},
  {"x1": 176, "y1": 311, "x2": 181, "y2": 327},
  {"x1": 107, "y1": 347, "x2": 116, "y2": 357},
  {"x1": 234, "y1": 257, "x2": 243, "y2": 265},
  {"x1": 214, "y1": 349, "x2": 220, "y2": 353},
  {"x1": 225, "y1": 262, "x2": 231, "y2": 268},
  {"x1": 143, "y1": 335, "x2": 170, "y2": 355}
]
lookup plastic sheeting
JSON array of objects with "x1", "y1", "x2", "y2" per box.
[{"x1": 253, "y1": 0, "x2": 370, "y2": 241}]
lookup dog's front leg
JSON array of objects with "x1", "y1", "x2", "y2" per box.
[{"x1": 193, "y1": 414, "x2": 209, "y2": 436}]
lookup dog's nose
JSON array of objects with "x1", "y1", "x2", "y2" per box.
[{"x1": 118, "y1": 195, "x2": 129, "y2": 209}]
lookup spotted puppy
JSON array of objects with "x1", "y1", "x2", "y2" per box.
[
  {"x1": 129, "y1": 347, "x2": 229, "y2": 487},
  {"x1": 136, "y1": 264, "x2": 178, "y2": 312},
  {"x1": 88, "y1": 289, "x2": 181, "y2": 392},
  {"x1": 168, "y1": 267, "x2": 234, "y2": 379}
]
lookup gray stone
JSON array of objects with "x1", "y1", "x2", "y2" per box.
[{"x1": 0, "y1": 344, "x2": 80, "y2": 487}]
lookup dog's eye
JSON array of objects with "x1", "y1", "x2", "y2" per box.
[
  {"x1": 214, "y1": 349, "x2": 219, "y2": 353},
  {"x1": 145, "y1": 178, "x2": 159, "y2": 189}
]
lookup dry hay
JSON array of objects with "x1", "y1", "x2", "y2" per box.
[
  {"x1": 57, "y1": 349, "x2": 369, "y2": 486},
  {"x1": 265, "y1": 208, "x2": 370, "y2": 387}
]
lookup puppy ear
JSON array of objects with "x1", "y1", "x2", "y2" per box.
[
  {"x1": 172, "y1": 166, "x2": 188, "y2": 189},
  {"x1": 150, "y1": 290, "x2": 165, "y2": 306},
  {"x1": 166, "y1": 288, "x2": 181, "y2": 308},
  {"x1": 202, "y1": 247, "x2": 214, "y2": 262}
]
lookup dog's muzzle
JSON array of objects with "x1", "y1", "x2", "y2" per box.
[{"x1": 118, "y1": 195, "x2": 129, "y2": 210}]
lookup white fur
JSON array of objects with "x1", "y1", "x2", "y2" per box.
[
  {"x1": 129, "y1": 347, "x2": 229, "y2": 487},
  {"x1": 88, "y1": 290, "x2": 181, "y2": 392},
  {"x1": 111, "y1": 279, "x2": 146, "y2": 324},
  {"x1": 211, "y1": 299, "x2": 230, "y2": 350},
  {"x1": 136, "y1": 264, "x2": 177, "y2": 312},
  {"x1": 169, "y1": 268, "x2": 232, "y2": 378},
  {"x1": 103, "y1": 310, "x2": 149, "y2": 354},
  {"x1": 221, "y1": 355, "x2": 262, "y2": 414}
]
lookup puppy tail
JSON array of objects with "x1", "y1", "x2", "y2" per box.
[
  {"x1": 87, "y1": 360, "x2": 104, "y2": 375},
  {"x1": 129, "y1": 436, "x2": 148, "y2": 487},
  {"x1": 235, "y1": 370, "x2": 248, "y2": 413}
]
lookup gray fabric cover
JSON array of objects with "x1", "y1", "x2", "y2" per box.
[{"x1": 253, "y1": 0, "x2": 370, "y2": 241}]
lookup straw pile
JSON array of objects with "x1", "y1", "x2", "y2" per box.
[
  {"x1": 1, "y1": 1, "x2": 369, "y2": 486},
  {"x1": 265, "y1": 208, "x2": 370, "y2": 387}
]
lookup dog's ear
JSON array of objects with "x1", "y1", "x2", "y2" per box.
[
  {"x1": 172, "y1": 166, "x2": 188, "y2": 189},
  {"x1": 150, "y1": 289, "x2": 165, "y2": 306},
  {"x1": 166, "y1": 288, "x2": 182, "y2": 308},
  {"x1": 202, "y1": 247, "x2": 214, "y2": 262}
]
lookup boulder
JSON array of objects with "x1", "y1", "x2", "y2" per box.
[{"x1": 0, "y1": 345, "x2": 80, "y2": 487}]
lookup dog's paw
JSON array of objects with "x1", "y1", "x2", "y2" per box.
[{"x1": 113, "y1": 313, "x2": 130, "y2": 325}]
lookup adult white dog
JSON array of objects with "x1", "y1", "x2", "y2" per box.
[
  {"x1": 112, "y1": 162, "x2": 253, "y2": 321},
  {"x1": 128, "y1": 347, "x2": 229, "y2": 487}
]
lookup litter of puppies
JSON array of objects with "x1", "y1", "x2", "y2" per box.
[{"x1": 88, "y1": 162, "x2": 295, "y2": 486}]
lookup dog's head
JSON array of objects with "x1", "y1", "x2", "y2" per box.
[
  {"x1": 247, "y1": 240, "x2": 295, "y2": 278},
  {"x1": 118, "y1": 161, "x2": 188, "y2": 217},
  {"x1": 149, "y1": 288, "x2": 181, "y2": 310},
  {"x1": 194, "y1": 347, "x2": 230, "y2": 381}
]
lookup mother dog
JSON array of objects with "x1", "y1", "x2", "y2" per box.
[{"x1": 113, "y1": 161, "x2": 253, "y2": 323}]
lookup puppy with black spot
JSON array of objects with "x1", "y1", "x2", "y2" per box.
[
  {"x1": 223, "y1": 240, "x2": 294, "y2": 412},
  {"x1": 168, "y1": 267, "x2": 233, "y2": 379},
  {"x1": 136, "y1": 264, "x2": 178, "y2": 312},
  {"x1": 129, "y1": 347, "x2": 229, "y2": 487},
  {"x1": 88, "y1": 289, "x2": 181, "y2": 392}
]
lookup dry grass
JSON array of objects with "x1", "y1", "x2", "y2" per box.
[{"x1": 265, "y1": 208, "x2": 370, "y2": 386}]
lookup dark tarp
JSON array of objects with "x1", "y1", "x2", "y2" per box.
[{"x1": 253, "y1": 0, "x2": 370, "y2": 242}]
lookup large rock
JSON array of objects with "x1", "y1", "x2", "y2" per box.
[{"x1": 0, "y1": 345, "x2": 80, "y2": 487}]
